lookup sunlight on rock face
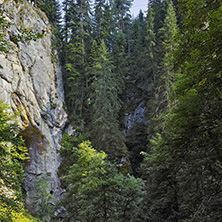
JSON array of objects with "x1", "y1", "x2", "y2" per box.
[{"x1": 0, "y1": 0, "x2": 67, "y2": 214}]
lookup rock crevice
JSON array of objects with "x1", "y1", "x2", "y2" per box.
[{"x1": 0, "y1": 0, "x2": 67, "y2": 212}]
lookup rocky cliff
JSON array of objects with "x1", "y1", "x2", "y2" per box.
[{"x1": 0, "y1": 0, "x2": 67, "y2": 213}]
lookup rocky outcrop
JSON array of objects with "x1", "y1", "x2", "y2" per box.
[
  {"x1": 0, "y1": 0, "x2": 67, "y2": 213},
  {"x1": 124, "y1": 102, "x2": 146, "y2": 135}
]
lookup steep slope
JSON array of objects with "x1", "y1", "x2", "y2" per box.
[{"x1": 0, "y1": 0, "x2": 67, "y2": 213}]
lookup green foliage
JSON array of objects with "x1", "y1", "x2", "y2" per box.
[
  {"x1": 37, "y1": 0, "x2": 62, "y2": 51},
  {"x1": 141, "y1": 133, "x2": 180, "y2": 221},
  {"x1": 62, "y1": 0, "x2": 92, "y2": 127},
  {"x1": 58, "y1": 0, "x2": 222, "y2": 220},
  {"x1": 88, "y1": 40, "x2": 127, "y2": 160},
  {"x1": 0, "y1": 99, "x2": 28, "y2": 195},
  {"x1": 61, "y1": 141, "x2": 145, "y2": 222},
  {"x1": 0, "y1": 11, "x2": 10, "y2": 54},
  {"x1": 127, "y1": 13, "x2": 148, "y2": 93},
  {"x1": 0, "y1": 11, "x2": 44, "y2": 57},
  {"x1": 31, "y1": 174, "x2": 55, "y2": 221},
  {"x1": 112, "y1": 29, "x2": 127, "y2": 84},
  {"x1": 0, "y1": 99, "x2": 37, "y2": 221},
  {"x1": 144, "y1": 3, "x2": 156, "y2": 86},
  {"x1": 113, "y1": 0, "x2": 133, "y2": 32},
  {"x1": 37, "y1": 0, "x2": 61, "y2": 26},
  {"x1": 58, "y1": 132, "x2": 87, "y2": 188},
  {"x1": 142, "y1": 0, "x2": 222, "y2": 221},
  {"x1": 145, "y1": 0, "x2": 179, "y2": 157},
  {"x1": 160, "y1": 0, "x2": 178, "y2": 104},
  {"x1": 149, "y1": 0, "x2": 179, "y2": 128},
  {"x1": 17, "y1": 28, "x2": 44, "y2": 42},
  {"x1": 93, "y1": 0, "x2": 114, "y2": 47},
  {"x1": 0, "y1": 205, "x2": 40, "y2": 222}
]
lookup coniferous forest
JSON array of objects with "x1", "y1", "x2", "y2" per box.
[{"x1": 0, "y1": 0, "x2": 222, "y2": 221}]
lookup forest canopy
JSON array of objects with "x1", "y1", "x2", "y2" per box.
[
  {"x1": 1, "y1": 0, "x2": 221, "y2": 221},
  {"x1": 37, "y1": 0, "x2": 222, "y2": 220}
]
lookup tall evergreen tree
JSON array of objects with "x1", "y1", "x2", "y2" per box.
[
  {"x1": 143, "y1": 3, "x2": 156, "y2": 93},
  {"x1": 141, "y1": 3, "x2": 180, "y2": 220},
  {"x1": 149, "y1": 0, "x2": 165, "y2": 34},
  {"x1": 112, "y1": 0, "x2": 133, "y2": 32},
  {"x1": 120, "y1": 12, "x2": 148, "y2": 176},
  {"x1": 93, "y1": 0, "x2": 113, "y2": 46},
  {"x1": 63, "y1": 0, "x2": 92, "y2": 128},
  {"x1": 145, "y1": 0, "x2": 178, "y2": 142},
  {"x1": 128, "y1": 13, "x2": 147, "y2": 91},
  {"x1": 88, "y1": 40, "x2": 127, "y2": 160},
  {"x1": 37, "y1": 0, "x2": 62, "y2": 50},
  {"x1": 61, "y1": 141, "x2": 144, "y2": 222},
  {"x1": 142, "y1": 0, "x2": 222, "y2": 221},
  {"x1": 37, "y1": 0, "x2": 61, "y2": 26},
  {"x1": 112, "y1": 31, "x2": 127, "y2": 96},
  {"x1": 149, "y1": 0, "x2": 179, "y2": 130},
  {"x1": 160, "y1": 0, "x2": 178, "y2": 107}
]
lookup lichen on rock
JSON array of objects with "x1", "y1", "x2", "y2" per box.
[{"x1": 0, "y1": 0, "x2": 67, "y2": 214}]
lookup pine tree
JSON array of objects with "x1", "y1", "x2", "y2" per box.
[
  {"x1": 128, "y1": 14, "x2": 147, "y2": 91},
  {"x1": 120, "y1": 12, "x2": 148, "y2": 176},
  {"x1": 140, "y1": 2, "x2": 180, "y2": 221},
  {"x1": 149, "y1": 0, "x2": 165, "y2": 34},
  {"x1": 62, "y1": 0, "x2": 73, "y2": 45},
  {"x1": 145, "y1": 0, "x2": 178, "y2": 144},
  {"x1": 169, "y1": 0, "x2": 222, "y2": 219}
]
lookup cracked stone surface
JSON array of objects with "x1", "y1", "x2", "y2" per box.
[{"x1": 0, "y1": 0, "x2": 68, "y2": 213}]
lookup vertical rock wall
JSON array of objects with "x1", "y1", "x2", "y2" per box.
[
  {"x1": 124, "y1": 102, "x2": 146, "y2": 134},
  {"x1": 0, "y1": 0, "x2": 67, "y2": 212}
]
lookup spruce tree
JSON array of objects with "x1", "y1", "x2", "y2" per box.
[
  {"x1": 63, "y1": 0, "x2": 92, "y2": 128},
  {"x1": 142, "y1": 0, "x2": 222, "y2": 221},
  {"x1": 129, "y1": 15, "x2": 147, "y2": 91},
  {"x1": 62, "y1": 141, "x2": 144, "y2": 222},
  {"x1": 149, "y1": 0, "x2": 179, "y2": 130},
  {"x1": 149, "y1": 0, "x2": 165, "y2": 34},
  {"x1": 37, "y1": 0, "x2": 62, "y2": 50},
  {"x1": 143, "y1": 3, "x2": 156, "y2": 92},
  {"x1": 160, "y1": 0, "x2": 178, "y2": 107},
  {"x1": 112, "y1": 0, "x2": 133, "y2": 32},
  {"x1": 93, "y1": 0, "x2": 111, "y2": 43},
  {"x1": 37, "y1": 0, "x2": 61, "y2": 26},
  {"x1": 122, "y1": 13, "x2": 148, "y2": 176},
  {"x1": 145, "y1": 0, "x2": 178, "y2": 143},
  {"x1": 112, "y1": 31, "x2": 127, "y2": 96},
  {"x1": 88, "y1": 40, "x2": 127, "y2": 160}
]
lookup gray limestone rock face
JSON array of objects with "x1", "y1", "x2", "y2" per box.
[
  {"x1": 124, "y1": 102, "x2": 146, "y2": 135},
  {"x1": 0, "y1": 0, "x2": 67, "y2": 213}
]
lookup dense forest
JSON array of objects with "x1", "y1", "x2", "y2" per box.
[{"x1": 0, "y1": 0, "x2": 222, "y2": 221}]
